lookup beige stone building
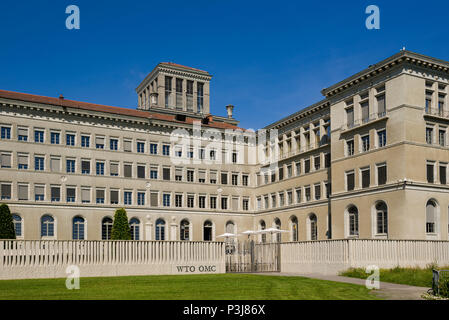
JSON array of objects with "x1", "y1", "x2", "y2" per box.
[{"x1": 0, "y1": 51, "x2": 448, "y2": 242}]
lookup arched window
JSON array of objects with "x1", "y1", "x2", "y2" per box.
[
  {"x1": 274, "y1": 218, "x2": 281, "y2": 242},
  {"x1": 376, "y1": 202, "x2": 388, "y2": 235},
  {"x1": 203, "y1": 220, "x2": 213, "y2": 241},
  {"x1": 102, "y1": 217, "x2": 113, "y2": 240},
  {"x1": 348, "y1": 206, "x2": 359, "y2": 236},
  {"x1": 41, "y1": 215, "x2": 54, "y2": 237},
  {"x1": 426, "y1": 200, "x2": 437, "y2": 234},
  {"x1": 12, "y1": 214, "x2": 22, "y2": 237},
  {"x1": 290, "y1": 216, "x2": 298, "y2": 241},
  {"x1": 309, "y1": 214, "x2": 317, "y2": 240},
  {"x1": 225, "y1": 221, "x2": 235, "y2": 234},
  {"x1": 72, "y1": 216, "x2": 85, "y2": 240},
  {"x1": 260, "y1": 220, "x2": 266, "y2": 243},
  {"x1": 129, "y1": 218, "x2": 140, "y2": 240},
  {"x1": 180, "y1": 219, "x2": 190, "y2": 241},
  {"x1": 156, "y1": 219, "x2": 166, "y2": 240}
]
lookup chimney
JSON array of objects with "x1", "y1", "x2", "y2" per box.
[
  {"x1": 59, "y1": 94, "x2": 64, "y2": 100},
  {"x1": 226, "y1": 105, "x2": 234, "y2": 119}
]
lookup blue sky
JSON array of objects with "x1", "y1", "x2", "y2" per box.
[{"x1": 0, "y1": 0, "x2": 448, "y2": 129}]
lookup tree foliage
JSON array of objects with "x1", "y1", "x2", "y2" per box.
[
  {"x1": 0, "y1": 203, "x2": 16, "y2": 239},
  {"x1": 111, "y1": 208, "x2": 131, "y2": 240}
]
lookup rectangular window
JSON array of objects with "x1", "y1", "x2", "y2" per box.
[
  {"x1": 232, "y1": 152, "x2": 238, "y2": 164},
  {"x1": 96, "y1": 162, "x2": 105, "y2": 175},
  {"x1": 361, "y1": 101, "x2": 370, "y2": 123},
  {"x1": 81, "y1": 160, "x2": 90, "y2": 174},
  {"x1": 197, "y1": 82, "x2": 204, "y2": 113},
  {"x1": 232, "y1": 174, "x2": 238, "y2": 186},
  {"x1": 221, "y1": 197, "x2": 228, "y2": 210},
  {"x1": 124, "y1": 164, "x2": 132, "y2": 178},
  {"x1": 150, "y1": 167, "x2": 158, "y2": 179},
  {"x1": 346, "y1": 107, "x2": 354, "y2": 128},
  {"x1": 221, "y1": 172, "x2": 228, "y2": 185},
  {"x1": 124, "y1": 191, "x2": 132, "y2": 205},
  {"x1": 439, "y1": 129, "x2": 446, "y2": 147},
  {"x1": 347, "y1": 140, "x2": 354, "y2": 156},
  {"x1": 426, "y1": 91, "x2": 433, "y2": 113},
  {"x1": 96, "y1": 189, "x2": 105, "y2": 204},
  {"x1": 137, "y1": 192, "x2": 145, "y2": 206},
  {"x1": 18, "y1": 154, "x2": 28, "y2": 170},
  {"x1": 110, "y1": 190, "x2": 119, "y2": 204},
  {"x1": 137, "y1": 142, "x2": 145, "y2": 153},
  {"x1": 163, "y1": 145, "x2": 170, "y2": 156},
  {"x1": 175, "y1": 194, "x2": 183, "y2": 207},
  {"x1": 175, "y1": 168, "x2": 183, "y2": 181},
  {"x1": 66, "y1": 187, "x2": 76, "y2": 202},
  {"x1": 81, "y1": 136, "x2": 90, "y2": 148},
  {"x1": 305, "y1": 187, "x2": 311, "y2": 201},
  {"x1": 51, "y1": 186, "x2": 60, "y2": 202},
  {"x1": 150, "y1": 143, "x2": 158, "y2": 155},
  {"x1": 427, "y1": 162, "x2": 435, "y2": 183},
  {"x1": 377, "y1": 94, "x2": 386, "y2": 117},
  {"x1": 346, "y1": 171, "x2": 355, "y2": 191},
  {"x1": 165, "y1": 76, "x2": 173, "y2": 108},
  {"x1": 82, "y1": 189, "x2": 91, "y2": 205},
  {"x1": 314, "y1": 184, "x2": 321, "y2": 200},
  {"x1": 110, "y1": 139, "x2": 118, "y2": 150},
  {"x1": 66, "y1": 133, "x2": 75, "y2": 146},
  {"x1": 242, "y1": 199, "x2": 249, "y2": 211},
  {"x1": 378, "y1": 130, "x2": 386, "y2": 147},
  {"x1": 314, "y1": 156, "x2": 321, "y2": 170},
  {"x1": 426, "y1": 127, "x2": 433, "y2": 144},
  {"x1": 210, "y1": 171, "x2": 217, "y2": 184},
  {"x1": 137, "y1": 165, "x2": 145, "y2": 179},
  {"x1": 35, "y1": 185, "x2": 45, "y2": 201},
  {"x1": 186, "y1": 80, "x2": 194, "y2": 111},
  {"x1": 108, "y1": 162, "x2": 118, "y2": 176},
  {"x1": 361, "y1": 167, "x2": 370, "y2": 188},
  {"x1": 17, "y1": 127, "x2": 28, "y2": 141},
  {"x1": 50, "y1": 132, "x2": 60, "y2": 144},
  {"x1": 377, "y1": 163, "x2": 387, "y2": 185},
  {"x1": 325, "y1": 153, "x2": 331, "y2": 168},
  {"x1": 304, "y1": 159, "x2": 310, "y2": 173},
  {"x1": 0, "y1": 153, "x2": 11, "y2": 168},
  {"x1": 95, "y1": 136, "x2": 105, "y2": 149},
  {"x1": 163, "y1": 167, "x2": 171, "y2": 180},
  {"x1": 361, "y1": 135, "x2": 370, "y2": 152},
  {"x1": 439, "y1": 164, "x2": 447, "y2": 185},
  {"x1": 34, "y1": 130, "x2": 44, "y2": 143},
  {"x1": 150, "y1": 192, "x2": 158, "y2": 207},
  {"x1": 1, "y1": 127, "x2": 11, "y2": 139},
  {"x1": 296, "y1": 188, "x2": 301, "y2": 203},
  {"x1": 163, "y1": 194, "x2": 171, "y2": 207},
  {"x1": 187, "y1": 170, "x2": 194, "y2": 182},
  {"x1": 187, "y1": 195, "x2": 194, "y2": 208},
  {"x1": 66, "y1": 159, "x2": 76, "y2": 173},
  {"x1": 199, "y1": 196, "x2": 206, "y2": 208},
  {"x1": 210, "y1": 196, "x2": 217, "y2": 209},
  {"x1": 278, "y1": 168, "x2": 284, "y2": 181},
  {"x1": 199, "y1": 170, "x2": 206, "y2": 183},
  {"x1": 35, "y1": 156, "x2": 44, "y2": 171},
  {"x1": 123, "y1": 140, "x2": 132, "y2": 152},
  {"x1": 0, "y1": 184, "x2": 11, "y2": 200},
  {"x1": 296, "y1": 162, "x2": 301, "y2": 176},
  {"x1": 242, "y1": 175, "x2": 248, "y2": 186},
  {"x1": 176, "y1": 78, "x2": 183, "y2": 109}
]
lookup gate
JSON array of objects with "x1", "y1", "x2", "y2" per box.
[{"x1": 225, "y1": 240, "x2": 280, "y2": 273}]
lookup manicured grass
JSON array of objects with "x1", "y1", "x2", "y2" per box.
[
  {"x1": 0, "y1": 274, "x2": 380, "y2": 300},
  {"x1": 341, "y1": 265, "x2": 449, "y2": 288}
]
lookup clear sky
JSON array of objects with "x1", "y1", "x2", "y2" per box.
[{"x1": 0, "y1": 0, "x2": 448, "y2": 130}]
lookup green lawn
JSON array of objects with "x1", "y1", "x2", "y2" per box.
[
  {"x1": 0, "y1": 274, "x2": 380, "y2": 300},
  {"x1": 341, "y1": 266, "x2": 448, "y2": 288}
]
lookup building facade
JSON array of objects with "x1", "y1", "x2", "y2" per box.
[{"x1": 1, "y1": 51, "x2": 448, "y2": 242}]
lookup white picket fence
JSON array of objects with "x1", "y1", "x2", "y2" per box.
[
  {"x1": 0, "y1": 240, "x2": 226, "y2": 280},
  {"x1": 281, "y1": 239, "x2": 449, "y2": 275}
]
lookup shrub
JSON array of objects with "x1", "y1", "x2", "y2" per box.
[
  {"x1": 438, "y1": 277, "x2": 449, "y2": 298},
  {"x1": 0, "y1": 203, "x2": 16, "y2": 239},
  {"x1": 111, "y1": 208, "x2": 131, "y2": 240}
]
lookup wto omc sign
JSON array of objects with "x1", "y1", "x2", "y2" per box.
[{"x1": 175, "y1": 265, "x2": 218, "y2": 273}]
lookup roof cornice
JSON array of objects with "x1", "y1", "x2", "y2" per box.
[{"x1": 321, "y1": 50, "x2": 449, "y2": 98}]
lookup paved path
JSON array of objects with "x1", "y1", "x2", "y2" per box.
[{"x1": 256, "y1": 272, "x2": 428, "y2": 300}]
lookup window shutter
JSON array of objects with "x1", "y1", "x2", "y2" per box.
[
  {"x1": 35, "y1": 185, "x2": 44, "y2": 196},
  {"x1": 50, "y1": 158, "x2": 60, "y2": 172},
  {"x1": 427, "y1": 164, "x2": 434, "y2": 183},
  {"x1": 347, "y1": 173, "x2": 355, "y2": 190},
  {"x1": 67, "y1": 188, "x2": 76, "y2": 198},
  {"x1": 82, "y1": 161, "x2": 90, "y2": 172},
  {"x1": 305, "y1": 159, "x2": 310, "y2": 173},
  {"x1": 426, "y1": 203, "x2": 436, "y2": 223},
  {"x1": 175, "y1": 167, "x2": 183, "y2": 177},
  {"x1": 361, "y1": 102, "x2": 369, "y2": 120},
  {"x1": 110, "y1": 163, "x2": 119, "y2": 175},
  {"x1": 18, "y1": 128, "x2": 28, "y2": 136},
  {"x1": 377, "y1": 94, "x2": 386, "y2": 114},
  {"x1": 163, "y1": 168, "x2": 171, "y2": 180},
  {"x1": 378, "y1": 166, "x2": 387, "y2": 185},
  {"x1": 124, "y1": 140, "x2": 132, "y2": 152},
  {"x1": 18, "y1": 185, "x2": 28, "y2": 200},
  {"x1": 18, "y1": 155, "x2": 28, "y2": 166},
  {"x1": 440, "y1": 166, "x2": 447, "y2": 184},
  {"x1": 150, "y1": 193, "x2": 158, "y2": 207},
  {"x1": 1, "y1": 154, "x2": 11, "y2": 167},
  {"x1": 1, "y1": 184, "x2": 11, "y2": 198},
  {"x1": 96, "y1": 189, "x2": 105, "y2": 199},
  {"x1": 124, "y1": 164, "x2": 132, "y2": 177},
  {"x1": 137, "y1": 166, "x2": 145, "y2": 178},
  {"x1": 221, "y1": 173, "x2": 227, "y2": 184},
  {"x1": 51, "y1": 187, "x2": 60, "y2": 198},
  {"x1": 279, "y1": 168, "x2": 284, "y2": 180},
  {"x1": 346, "y1": 107, "x2": 354, "y2": 124},
  {"x1": 362, "y1": 169, "x2": 370, "y2": 188},
  {"x1": 82, "y1": 189, "x2": 90, "y2": 202},
  {"x1": 210, "y1": 171, "x2": 217, "y2": 180},
  {"x1": 110, "y1": 190, "x2": 118, "y2": 202},
  {"x1": 232, "y1": 197, "x2": 239, "y2": 210},
  {"x1": 199, "y1": 171, "x2": 206, "y2": 180},
  {"x1": 96, "y1": 136, "x2": 105, "y2": 145}
]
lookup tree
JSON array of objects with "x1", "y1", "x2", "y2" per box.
[
  {"x1": 111, "y1": 208, "x2": 131, "y2": 240},
  {"x1": 0, "y1": 203, "x2": 16, "y2": 239}
]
